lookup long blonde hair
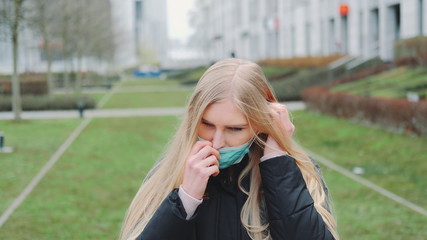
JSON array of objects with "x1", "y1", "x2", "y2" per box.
[{"x1": 120, "y1": 58, "x2": 339, "y2": 240}]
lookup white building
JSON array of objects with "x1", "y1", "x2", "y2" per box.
[
  {"x1": 134, "y1": 0, "x2": 169, "y2": 66},
  {"x1": 97, "y1": 0, "x2": 169, "y2": 68},
  {"x1": 192, "y1": 0, "x2": 427, "y2": 63}
]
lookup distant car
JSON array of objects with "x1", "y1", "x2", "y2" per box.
[{"x1": 133, "y1": 66, "x2": 162, "y2": 77}]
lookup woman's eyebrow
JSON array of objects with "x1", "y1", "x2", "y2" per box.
[
  {"x1": 202, "y1": 118, "x2": 248, "y2": 127},
  {"x1": 201, "y1": 118, "x2": 213, "y2": 124},
  {"x1": 226, "y1": 124, "x2": 248, "y2": 128}
]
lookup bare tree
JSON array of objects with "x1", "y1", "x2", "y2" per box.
[
  {"x1": 51, "y1": 0, "x2": 116, "y2": 93},
  {"x1": 0, "y1": 0, "x2": 26, "y2": 121},
  {"x1": 27, "y1": 0, "x2": 57, "y2": 95},
  {"x1": 65, "y1": 0, "x2": 116, "y2": 93}
]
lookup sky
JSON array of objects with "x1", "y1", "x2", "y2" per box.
[{"x1": 167, "y1": 0, "x2": 195, "y2": 42}]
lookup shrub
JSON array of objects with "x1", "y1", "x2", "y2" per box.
[
  {"x1": 258, "y1": 55, "x2": 344, "y2": 68},
  {"x1": 394, "y1": 37, "x2": 427, "y2": 66},
  {"x1": 302, "y1": 87, "x2": 427, "y2": 136},
  {"x1": 0, "y1": 73, "x2": 48, "y2": 95},
  {"x1": 0, "y1": 72, "x2": 120, "y2": 93},
  {"x1": 271, "y1": 64, "x2": 349, "y2": 101},
  {"x1": 0, "y1": 95, "x2": 96, "y2": 111}
]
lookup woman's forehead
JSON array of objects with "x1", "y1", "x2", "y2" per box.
[{"x1": 202, "y1": 99, "x2": 247, "y2": 125}]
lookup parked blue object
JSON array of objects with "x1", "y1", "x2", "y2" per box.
[{"x1": 133, "y1": 66, "x2": 162, "y2": 77}]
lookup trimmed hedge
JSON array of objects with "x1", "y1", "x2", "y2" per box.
[
  {"x1": 0, "y1": 72, "x2": 120, "y2": 94},
  {"x1": 302, "y1": 87, "x2": 427, "y2": 136},
  {"x1": 0, "y1": 74, "x2": 48, "y2": 95},
  {"x1": 0, "y1": 95, "x2": 96, "y2": 111},
  {"x1": 258, "y1": 55, "x2": 344, "y2": 68}
]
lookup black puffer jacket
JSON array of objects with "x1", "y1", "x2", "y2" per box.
[{"x1": 137, "y1": 155, "x2": 334, "y2": 240}]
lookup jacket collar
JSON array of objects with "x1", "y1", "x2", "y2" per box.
[{"x1": 205, "y1": 154, "x2": 250, "y2": 197}]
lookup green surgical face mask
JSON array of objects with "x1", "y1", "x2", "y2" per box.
[{"x1": 197, "y1": 137, "x2": 253, "y2": 169}]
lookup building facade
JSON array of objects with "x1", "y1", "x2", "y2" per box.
[
  {"x1": 192, "y1": 0, "x2": 427, "y2": 63},
  {"x1": 134, "y1": 0, "x2": 168, "y2": 65}
]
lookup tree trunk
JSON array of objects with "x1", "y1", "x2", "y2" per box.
[
  {"x1": 63, "y1": 60, "x2": 69, "y2": 93},
  {"x1": 39, "y1": 1, "x2": 53, "y2": 96},
  {"x1": 11, "y1": 0, "x2": 23, "y2": 121},
  {"x1": 42, "y1": 38, "x2": 54, "y2": 95},
  {"x1": 75, "y1": 56, "x2": 82, "y2": 94},
  {"x1": 47, "y1": 50, "x2": 53, "y2": 95}
]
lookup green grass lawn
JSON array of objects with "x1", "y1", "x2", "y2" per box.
[
  {"x1": 0, "y1": 119, "x2": 81, "y2": 214},
  {"x1": 324, "y1": 168, "x2": 427, "y2": 239},
  {"x1": 0, "y1": 116, "x2": 179, "y2": 239},
  {"x1": 101, "y1": 91, "x2": 193, "y2": 109},
  {"x1": 261, "y1": 66, "x2": 295, "y2": 79},
  {"x1": 87, "y1": 93, "x2": 106, "y2": 105},
  {"x1": 292, "y1": 110, "x2": 427, "y2": 239},
  {"x1": 332, "y1": 66, "x2": 427, "y2": 99},
  {"x1": 2, "y1": 112, "x2": 425, "y2": 239},
  {"x1": 292, "y1": 110, "x2": 427, "y2": 209}
]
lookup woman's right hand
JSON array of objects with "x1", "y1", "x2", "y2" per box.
[{"x1": 182, "y1": 141, "x2": 220, "y2": 200}]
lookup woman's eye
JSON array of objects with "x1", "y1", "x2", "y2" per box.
[{"x1": 229, "y1": 127, "x2": 243, "y2": 131}]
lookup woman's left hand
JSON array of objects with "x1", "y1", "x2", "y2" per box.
[{"x1": 264, "y1": 103, "x2": 295, "y2": 155}]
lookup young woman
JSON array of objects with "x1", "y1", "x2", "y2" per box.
[{"x1": 120, "y1": 58, "x2": 339, "y2": 240}]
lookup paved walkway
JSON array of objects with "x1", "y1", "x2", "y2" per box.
[
  {"x1": 54, "y1": 85, "x2": 194, "y2": 94},
  {"x1": 0, "y1": 101, "x2": 306, "y2": 120}
]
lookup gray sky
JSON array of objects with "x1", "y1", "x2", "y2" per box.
[{"x1": 167, "y1": 0, "x2": 195, "y2": 42}]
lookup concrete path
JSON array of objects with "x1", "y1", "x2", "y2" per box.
[
  {"x1": 54, "y1": 85, "x2": 194, "y2": 94},
  {"x1": 0, "y1": 101, "x2": 306, "y2": 120}
]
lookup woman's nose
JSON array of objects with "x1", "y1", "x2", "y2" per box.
[{"x1": 211, "y1": 131, "x2": 225, "y2": 149}]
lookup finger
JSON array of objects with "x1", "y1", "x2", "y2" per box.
[
  {"x1": 278, "y1": 111, "x2": 295, "y2": 136},
  {"x1": 205, "y1": 164, "x2": 220, "y2": 177},
  {"x1": 189, "y1": 141, "x2": 212, "y2": 156},
  {"x1": 289, "y1": 122, "x2": 295, "y2": 134},
  {"x1": 195, "y1": 145, "x2": 220, "y2": 160},
  {"x1": 198, "y1": 154, "x2": 219, "y2": 168},
  {"x1": 270, "y1": 102, "x2": 285, "y2": 112}
]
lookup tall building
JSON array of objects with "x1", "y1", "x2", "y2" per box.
[
  {"x1": 134, "y1": 0, "x2": 168, "y2": 65},
  {"x1": 191, "y1": 0, "x2": 427, "y2": 63}
]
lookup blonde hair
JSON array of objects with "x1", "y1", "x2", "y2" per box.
[{"x1": 120, "y1": 58, "x2": 339, "y2": 240}]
